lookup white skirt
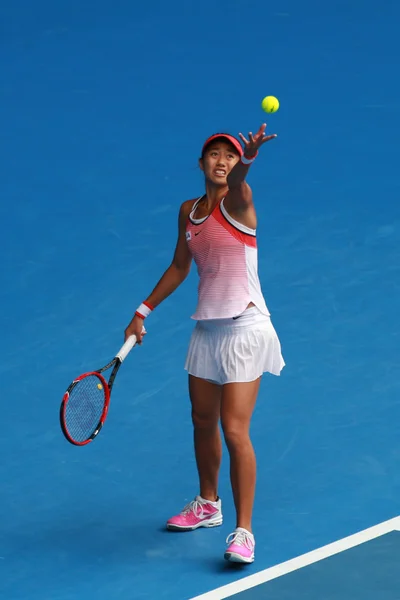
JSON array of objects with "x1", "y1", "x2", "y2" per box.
[{"x1": 184, "y1": 306, "x2": 285, "y2": 385}]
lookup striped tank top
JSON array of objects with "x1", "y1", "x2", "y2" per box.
[{"x1": 186, "y1": 196, "x2": 270, "y2": 320}]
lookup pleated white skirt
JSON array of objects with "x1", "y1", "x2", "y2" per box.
[{"x1": 184, "y1": 306, "x2": 285, "y2": 385}]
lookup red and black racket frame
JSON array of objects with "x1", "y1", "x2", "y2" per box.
[{"x1": 60, "y1": 358, "x2": 122, "y2": 446}]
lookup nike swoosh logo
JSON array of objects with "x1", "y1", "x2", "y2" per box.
[
  {"x1": 232, "y1": 315, "x2": 242, "y2": 320},
  {"x1": 199, "y1": 510, "x2": 218, "y2": 519},
  {"x1": 194, "y1": 231, "x2": 202, "y2": 236}
]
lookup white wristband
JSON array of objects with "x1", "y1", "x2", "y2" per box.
[
  {"x1": 240, "y1": 152, "x2": 258, "y2": 165},
  {"x1": 135, "y1": 301, "x2": 154, "y2": 319}
]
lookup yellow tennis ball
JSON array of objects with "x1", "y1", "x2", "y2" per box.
[
  {"x1": 97, "y1": 383, "x2": 103, "y2": 390},
  {"x1": 261, "y1": 96, "x2": 279, "y2": 113}
]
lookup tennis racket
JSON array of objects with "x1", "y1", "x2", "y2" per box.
[{"x1": 60, "y1": 334, "x2": 137, "y2": 446}]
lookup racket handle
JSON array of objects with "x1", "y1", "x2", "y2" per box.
[{"x1": 116, "y1": 335, "x2": 137, "y2": 362}]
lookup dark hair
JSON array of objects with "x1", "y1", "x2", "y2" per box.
[{"x1": 201, "y1": 133, "x2": 241, "y2": 158}]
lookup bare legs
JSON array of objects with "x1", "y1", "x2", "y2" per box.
[
  {"x1": 189, "y1": 375, "x2": 261, "y2": 531},
  {"x1": 189, "y1": 376, "x2": 222, "y2": 502}
]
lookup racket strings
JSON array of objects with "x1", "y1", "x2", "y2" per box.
[{"x1": 65, "y1": 375, "x2": 106, "y2": 442}]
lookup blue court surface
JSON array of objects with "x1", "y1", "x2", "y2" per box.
[{"x1": 1, "y1": 1, "x2": 400, "y2": 599}]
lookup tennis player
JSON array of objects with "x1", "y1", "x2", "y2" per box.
[{"x1": 125, "y1": 123, "x2": 285, "y2": 563}]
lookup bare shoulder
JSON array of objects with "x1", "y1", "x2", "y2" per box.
[
  {"x1": 179, "y1": 198, "x2": 197, "y2": 217},
  {"x1": 176, "y1": 198, "x2": 198, "y2": 233},
  {"x1": 224, "y1": 185, "x2": 257, "y2": 229}
]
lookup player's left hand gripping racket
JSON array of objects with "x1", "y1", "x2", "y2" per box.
[{"x1": 60, "y1": 335, "x2": 137, "y2": 446}]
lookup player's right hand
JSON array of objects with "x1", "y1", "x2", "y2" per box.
[{"x1": 124, "y1": 315, "x2": 147, "y2": 345}]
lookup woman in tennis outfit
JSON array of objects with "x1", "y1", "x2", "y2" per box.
[{"x1": 125, "y1": 123, "x2": 284, "y2": 563}]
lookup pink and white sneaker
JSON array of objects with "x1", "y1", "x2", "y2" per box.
[
  {"x1": 224, "y1": 527, "x2": 255, "y2": 563},
  {"x1": 166, "y1": 496, "x2": 223, "y2": 531}
]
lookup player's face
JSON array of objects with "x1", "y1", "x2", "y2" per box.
[{"x1": 200, "y1": 142, "x2": 240, "y2": 185}]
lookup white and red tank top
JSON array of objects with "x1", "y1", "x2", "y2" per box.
[{"x1": 186, "y1": 196, "x2": 270, "y2": 320}]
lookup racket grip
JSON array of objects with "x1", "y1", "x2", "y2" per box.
[{"x1": 116, "y1": 335, "x2": 137, "y2": 362}]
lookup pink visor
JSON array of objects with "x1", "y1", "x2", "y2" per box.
[{"x1": 202, "y1": 133, "x2": 243, "y2": 156}]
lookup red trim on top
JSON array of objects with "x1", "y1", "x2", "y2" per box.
[
  {"x1": 213, "y1": 205, "x2": 257, "y2": 248},
  {"x1": 143, "y1": 301, "x2": 154, "y2": 311}
]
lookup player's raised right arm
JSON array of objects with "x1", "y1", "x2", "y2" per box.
[{"x1": 124, "y1": 202, "x2": 193, "y2": 343}]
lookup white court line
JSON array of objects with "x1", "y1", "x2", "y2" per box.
[{"x1": 189, "y1": 515, "x2": 400, "y2": 600}]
